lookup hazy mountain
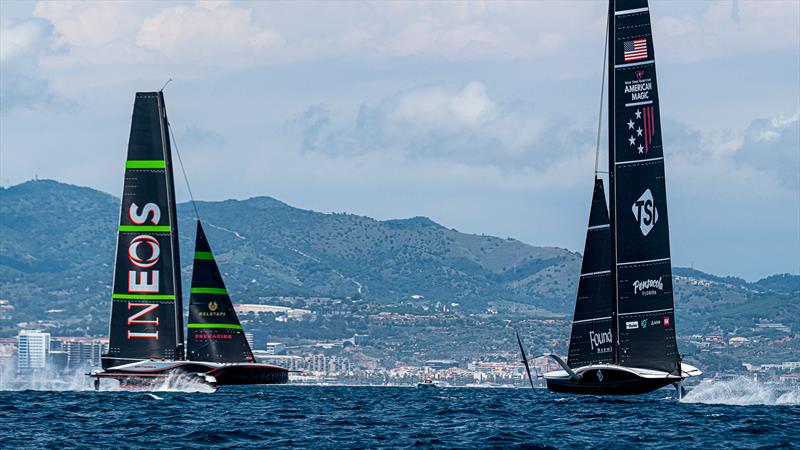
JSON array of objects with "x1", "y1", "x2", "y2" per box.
[{"x1": 0, "y1": 179, "x2": 797, "y2": 340}]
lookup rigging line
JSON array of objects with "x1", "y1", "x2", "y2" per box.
[
  {"x1": 593, "y1": 18, "x2": 609, "y2": 178},
  {"x1": 168, "y1": 121, "x2": 201, "y2": 221}
]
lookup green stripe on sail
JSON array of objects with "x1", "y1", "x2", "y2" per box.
[
  {"x1": 191, "y1": 287, "x2": 228, "y2": 295},
  {"x1": 187, "y1": 323, "x2": 242, "y2": 330},
  {"x1": 112, "y1": 294, "x2": 175, "y2": 301},
  {"x1": 119, "y1": 225, "x2": 171, "y2": 233},
  {"x1": 194, "y1": 251, "x2": 215, "y2": 260},
  {"x1": 126, "y1": 160, "x2": 166, "y2": 169}
]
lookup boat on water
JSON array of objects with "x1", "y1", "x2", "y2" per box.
[
  {"x1": 416, "y1": 379, "x2": 439, "y2": 388},
  {"x1": 89, "y1": 92, "x2": 288, "y2": 389},
  {"x1": 522, "y1": 0, "x2": 701, "y2": 397}
]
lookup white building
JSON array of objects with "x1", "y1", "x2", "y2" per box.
[{"x1": 17, "y1": 330, "x2": 50, "y2": 374}]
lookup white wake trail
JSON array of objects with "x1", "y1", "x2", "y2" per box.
[{"x1": 682, "y1": 377, "x2": 800, "y2": 406}]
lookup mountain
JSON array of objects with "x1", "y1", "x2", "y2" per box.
[
  {"x1": 0, "y1": 179, "x2": 582, "y2": 335},
  {"x1": 0, "y1": 179, "x2": 797, "y2": 346}
]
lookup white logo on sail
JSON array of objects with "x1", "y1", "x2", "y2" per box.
[
  {"x1": 632, "y1": 189, "x2": 658, "y2": 236},
  {"x1": 626, "y1": 321, "x2": 639, "y2": 330},
  {"x1": 589, "y1": 329, "x2": 612, "y2": 351},
  {"x1": 633, "y1": 277, "x2": 664, "y2": 295}
]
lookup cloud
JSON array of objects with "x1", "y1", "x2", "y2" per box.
[
  {"x1": 294, "y1": 81, "x2": 594, "y2": 171},
  {"x1": 735, "y1": 111, "x2": 800, "y2": 190},
  {"x1": 655, "y1": 0, "x2": 799, "y2": 63},
  {"x1": 0, "y1": 17, "x2": 61, "y2": 111},
  {"x1": 136, "y1": 1, "x2": 284, "y2": 64}
]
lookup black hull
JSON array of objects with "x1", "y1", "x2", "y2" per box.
[
  {"x1": 208, "y1": 365, "x2": 289, "y2": 385},
  {"x1": 545, "y1": 366, "x2": 676, "y2": 396},
  {"x1": 91, "y1": 362, "x2": 289, "y2": 389}
]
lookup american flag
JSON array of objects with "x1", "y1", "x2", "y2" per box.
[{"x1": 623, "y1": 38, "x2": 648, "y2": 62}]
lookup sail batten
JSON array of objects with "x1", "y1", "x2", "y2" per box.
[{"x1": 186, "y1": 222, "x2": 255, "y2": 363}]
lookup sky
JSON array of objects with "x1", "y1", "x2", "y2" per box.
[{"x1": 1, "y1": 0, "x2": 798, "y2": 281}]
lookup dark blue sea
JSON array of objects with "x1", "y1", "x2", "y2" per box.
[{"x1": 3, "y1": 380, "x2": 798, "y2": 449}]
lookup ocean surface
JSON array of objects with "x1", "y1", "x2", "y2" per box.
[{"x1": 2, "y1": 377, "x2": 798, "y2": 449}]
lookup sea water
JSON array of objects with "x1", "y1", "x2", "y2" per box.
[{"x1": 2, "y1": 378, "x2": 798, "y2": 448}]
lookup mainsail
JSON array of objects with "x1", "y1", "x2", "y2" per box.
[
  {"x1": 104, "y1": 92, "x2": 185, "y2": 368},
  {"x1": 608, "y1": 0, "x2": 679, "y2": 373},
  {"x1": 567, "y1": 179, "x2": 613, "y2": 368},
  {"x1": 186, "y1": 221, "x2": 255, "y2": 363}
]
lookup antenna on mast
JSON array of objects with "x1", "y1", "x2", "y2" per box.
[{"x1": 160, "y1": 78, "x2": 173, "y2": 92}]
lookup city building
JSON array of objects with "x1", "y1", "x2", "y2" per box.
[
  {"x1": 17, "y1": 330, "x2": 50, "y2": 374},
  {"x1": 264, "y1": 342, "x2": 285, "y2": 355},
  {"x1": 245, "y1": 332, "x2": 255, "y2": 349}
]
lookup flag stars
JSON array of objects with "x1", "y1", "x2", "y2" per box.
[
  {"x1": 637, "y1": 144, "x2": 644, "y2": 154},
  {"x1": 627, "y1": 119, "x2": 635, "y2": 130},
  {"x1": 628, "y1": 136, "x2": 636, "y2": 146},
  {"x1": 636, "y1": 127, "x2": 643, "y2": 137},
  {"x1": 635, "y1": 109, "x2": 642, "y2": 119}
]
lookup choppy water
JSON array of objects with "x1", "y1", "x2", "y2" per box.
[{"x1": 2, "y1": 378, "x2": 798, "y2": 449}]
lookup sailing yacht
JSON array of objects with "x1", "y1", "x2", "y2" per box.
[
  {"x1": 89, "y1": 92, "x2": 288, "y2": 389},
  {"x1": 538, "y1": 0, "x2": 701, "y2": 396}
]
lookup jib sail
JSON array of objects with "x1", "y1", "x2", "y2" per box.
[
  {"x1": 567, "y1": 179, "x2": 614, "y2": 368},
  {"x1": 104, "y1": 92, "x2": 185, "y2": 369},
  {"x1": 186, "y1": 221, "x2": 255, "y2": 363},
  {"x1": 608, "y1": 0, "x2": 679, "y2": 373}
]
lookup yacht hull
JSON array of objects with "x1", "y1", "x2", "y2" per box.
[
  {"x1": 543, "y1": 363, "x2": 700, "y2": 396},
  {"x1": 90, "y1": 359, "x2": 288, "y2": 389}
]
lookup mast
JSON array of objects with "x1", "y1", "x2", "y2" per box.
[
  {"x1": 607, "y1": 0, "x2": 620, "y2": 365},
  {"x1": 103, "y1": 92, "x2": 184, "y2": 368},
  {"x1": 156, "y1": 92, "x2": 185, "y2": 360}
]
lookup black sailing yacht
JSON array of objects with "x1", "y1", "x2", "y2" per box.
[
  {"x1": 90, "y1": 92, "x2": 288, "y2": 389},
  {"x1": 539, "y1": 0, "x2": 701, "y2": 395}
]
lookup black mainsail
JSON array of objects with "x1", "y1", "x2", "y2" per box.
[
  {"x1": 567, "y1": 179, "x2": 613, "y2": 368},
  {"x1": 186, "y1": 222, "x2": 255, "y2": 363},
  {"x1": 104, "y1": 92, "x2": 185, "y2": 369},
  {"x1": 608, "y1": 0, "x2": 679, "y2": 374}
]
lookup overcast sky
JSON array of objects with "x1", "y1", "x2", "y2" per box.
[{"x1": 1, "y1": 0, "x2": 798, "y2": 280}]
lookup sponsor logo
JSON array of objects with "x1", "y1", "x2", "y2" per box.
[
  {"x1": 650, "y1": 319, "x2": 661, "y2": 326},
  {"x1": 128, "y1": 235, "x2": 160, "y2": 269},
  {"x1": 663, "y1": 315, "x2": 671, "y2": 327},
  {"x1": 625, "y1": 106, "x2": 657, "y2": 154},
  {"x1": 641, "y1": 319, "x2": 648, "y2": 329},
  {"x1": 626, "y1": 321, "x2": 639, "y2": 330},
  {"x1": 125, "y1": 202, "x2": 163, "y2": 340},
  {"x1": 633, "y1": 277, "x2": 664, "y2": 296},
  {"x1": 209, "y1": 301, "x2": 218, "y2": 312},
  {"x1": 589, "y1": 329, "x2": 612, "y2": 351},
  {"x1": 632, "y1": 189, "x2": 659, "y2": 236},
  {"x1": 194, "y1": 333, "x2": 233, "y2": 340},
  {"x1": 597, "y1": 370, "x2": 604, "y2": 382}
]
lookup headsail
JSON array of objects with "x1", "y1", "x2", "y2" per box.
[
  {"x1": 567, "y1": 179, "x2": 614, "y2": 368},
  {"x1": 608, "y1": 0, "x2": 679, "y2": 373},
  {"x1": 187, "y1": 221, "x2": 255, "y2": 363},
  {"x1": 104, "y1": 92, "x2": 185, "y2": 368}
]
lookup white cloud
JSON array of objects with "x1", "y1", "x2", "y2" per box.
[{"x1": 136, "y1": 1, "x2": 284, "y2": 63}]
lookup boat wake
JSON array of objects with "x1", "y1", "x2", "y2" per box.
[
  {"x1": 0, "y1": 366, "x2": 215, "y2": 393},
  {"x1": 681, "y1": 377, "x2": 799, "y2": 406}
]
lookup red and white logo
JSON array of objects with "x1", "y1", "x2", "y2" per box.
[{"x1": 663, "y1": 315, "x2": 670, "y2": 327}]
